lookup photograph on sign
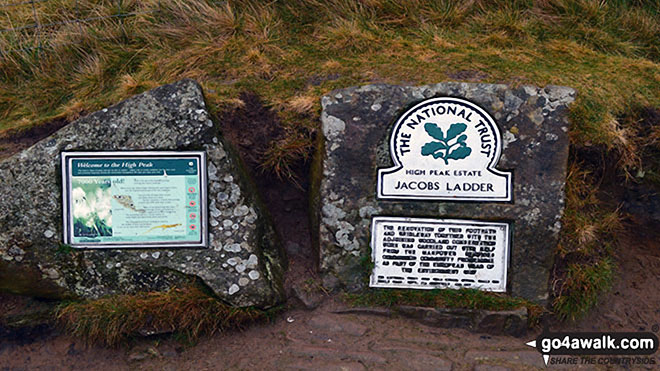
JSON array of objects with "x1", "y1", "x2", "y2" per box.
[
  {"x1": 370, "y1": 216, "x2": 509, "y2": 292},
  {"x1": 377, "y1": 97, "x2": 512, "y2": 201},
  {"x1": 61, "y1": 151, "x2": 208, "y2": 248}
]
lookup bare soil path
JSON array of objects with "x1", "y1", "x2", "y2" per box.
[{"x1": 0, "y1": 299, "x2": 546, "y2": 370}]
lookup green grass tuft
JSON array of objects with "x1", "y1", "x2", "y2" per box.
[
  {"x1": 553, "y1": 257, "x2": 614, "y2": 321},
  {"x1": 552, "y1": 161, "x2": 622, "y2": 320}
]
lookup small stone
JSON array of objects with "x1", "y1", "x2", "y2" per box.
[
  {"x1": 245, "y1": 211, "x2": 257, "y2": 224},
  {"x1": 128, "y1": 351, "x2": 149, "y2": 362},
  {"x1": 209, "y1": 201, "x2": 222, "y2": 218},
  {"x1": 248, "y1": 270, "x2": 260, "y2": 280},
  {"x1": 8, "y1": 246, "x2": 24, "y2": 256},
  {"x1": 44, "y1": 268, "x2": 59, "y2": 280},
  {"x1": 228, "y1": 284, "x2": 239, "y2": 295},
  {"x1": 358, "y1": 206, "x2": 379, "y2": 219},
  {"x1": 238, "y1": 277, "x2": 249, "y2": 286},
  {"x1": 227, "y1": 258, "x2": 239, "y2": 266},
  {"x1": 222, "y1": 219, "x2": 233, "y2": 228},
  {"x1": 217, "y1": 192, "x2": 229, "y2": 201},
  {"x1": 223, "y1": 175, "x2": 233, "y2": 182},
  {"x1": 151, "y1": 252, "x2": 160, "y2": 259},
  {"x1": 207, "y1": 162, "x2": 218, "y2": 180},
  {"x1": 140, "y1": 253, "x2": 148, "y2": 259},
  {"x1": 371, "y1": 103, "x2": 381, "y2": 111},
  {"x1": 233, "y1": 205, "x2": 250, "y2": 217},
  {"x1": 44, "y1": 230, "x2": 55, "y2": 238},
  {"x1": 246, "y1": 254, "x2": 258, "y2": 268},
  {"x1": 223, "y1": 243, "x2": 237, "y2": 253},
  {"x1": 235, "y1": 263, "x2": 246, "y2": 273}
]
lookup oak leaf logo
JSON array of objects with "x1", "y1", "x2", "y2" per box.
[{"x1": 421, "y1": 122, "x2": 472, "y2": 164}]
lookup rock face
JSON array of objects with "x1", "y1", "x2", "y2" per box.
[
  {"x1": 0, "y1": 79, "x2": 285, "y2": 308},
  {"x1": 313, "y1": 83, "x2": 575, "y2": 303}
]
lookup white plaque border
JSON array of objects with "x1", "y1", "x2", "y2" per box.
[{"x1": 369, "y1": 216, "x2": 510, "y2": 292}]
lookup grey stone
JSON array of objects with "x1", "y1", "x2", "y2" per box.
[
  {"x1": 0, "y1": 79, "x2": 284, "y2": 308},
  {"x1": 473, "y1": 365, "x2": 512, "y2": 371},
  {"x1": 395, "y1": 306, "x2": 528, "y2": 337},
  {"x1": 127, "y1": 351, "x2": 149, "y2": 362},
  {"x1": 404, "y1": 354, "x2": 453, "y2": 371},
  {"x1": 288, "y1": 347, "x2": 387, "y2": 365},
  {"x1": 465, "y1": 350, "x2": 544, "y2": 369},
  {"x1": 313, "y1": 82, "x2": 574, "y2": 303},
  {"x1": 307, "y1": 314, "x2": 367, "y2": 336},
  {"x1": 291, "y1": 285, "x2": 324, "y2": 310}
]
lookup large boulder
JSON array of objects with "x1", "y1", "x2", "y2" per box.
[
  {"x1": 313, "y1": 83, "x2": 574, "y2": 303},
  {"x1": 0, "y1": 79, "x2": 285, "y2": 308}
]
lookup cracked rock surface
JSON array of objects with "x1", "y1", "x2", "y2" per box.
[
  {"x1": 0, "y1": 79, "x2": 284, "y2": 308},
  {"x1": 313, "y1": 82, "x2": 574, "y2": 303}
]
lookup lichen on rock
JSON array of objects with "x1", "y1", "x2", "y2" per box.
[
  {"x1": 0, "y1": 79, "x2": 284, "y2": 308},
  {"x1": 313, "y1": 82, "x2": 574, "y2": 303}
]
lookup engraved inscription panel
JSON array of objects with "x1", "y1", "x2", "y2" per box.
[{"x1": 370, "y1": 217, "x2": 509, "y2": 291}]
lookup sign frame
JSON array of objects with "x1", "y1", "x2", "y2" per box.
[
  {"x1": 369, "y1": 216, "x2": 510, "y2": 292},
  {"x1": 377, "y1": 97, "x2": 512, "y2": 202},
  {"x1": 61, "y1": 151, "x2": 208, "y2": 249}
]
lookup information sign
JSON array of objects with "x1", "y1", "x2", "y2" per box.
[
  {"x1": 61, "y1": 151, "x2": 207, "y2": 248},
  {"x1": 370, "y1": 216, "x2": 509, "y2": 291}
]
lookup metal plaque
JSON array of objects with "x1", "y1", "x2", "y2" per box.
[
  {"x1": 61, "y1": 151, "x2": 208, "y2": 248},
  {"x1": 370, "y1": 216, "x2": 509, "y2": 291},
  {"x1": 377, "y1": 97, "x2": 512, "y2": 201}
]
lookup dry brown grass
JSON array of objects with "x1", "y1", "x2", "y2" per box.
[
  {"x1": 287, "y1": 94, "x2": 316, "y2": 114},
  {"x1": 57, "y1": 286, "x2": 270, "y2": 346},
  {"x1": 552, "y1": 161, "x2": 623, "y2": 320}
]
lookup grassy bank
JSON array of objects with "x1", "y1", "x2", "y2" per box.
[
  {"x1": 2, "y1": 0, "x2": 659, "y2": 321},
  {"x1": 56, "y1": 286, "x2": 273, "y2": 346}
]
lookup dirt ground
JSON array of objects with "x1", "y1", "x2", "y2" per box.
[
  {"x1": 1, "y1": 249, "x2": 658, "y2": 371},
  {"x1": 1, "y1": 100, "x2": 660, "y2": 370},
  {"x1": 3, "y1": 220, "x2": 659, "y2": 371},
  {"x1": 564, "y1": 219, "x2": 660, "y2": 334}
]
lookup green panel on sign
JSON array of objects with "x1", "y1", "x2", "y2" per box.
[{"x1": 62, "y1": 152, "x2": 207, "y2": 248}]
